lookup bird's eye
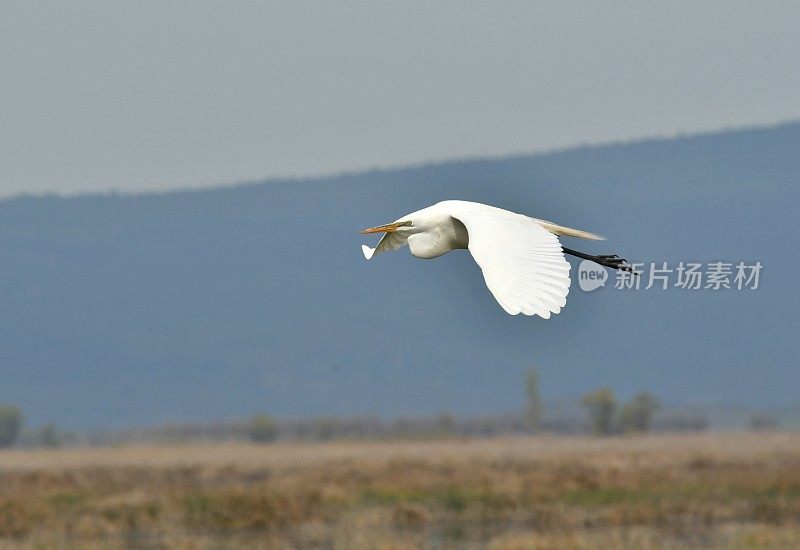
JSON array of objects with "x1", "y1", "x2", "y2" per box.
[{"x1": 402, "y1": 221, "x2": 413, "y2": 227}]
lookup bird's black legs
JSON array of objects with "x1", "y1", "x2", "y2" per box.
[{"x1": 562, "y1": 246, "x2": 637, "y2": 274}]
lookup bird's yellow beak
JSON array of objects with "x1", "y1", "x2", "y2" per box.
[{"x1": 360, "y1": 221, "x2": 410, "y2": 234}]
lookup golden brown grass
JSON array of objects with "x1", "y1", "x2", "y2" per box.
[{"x1": 1, "y1": 433, "x2": 800, "y2": 548}]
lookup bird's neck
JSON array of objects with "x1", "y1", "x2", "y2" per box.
[{"x1": 408, "y1": 217, "x2": 468, "y2": 259}]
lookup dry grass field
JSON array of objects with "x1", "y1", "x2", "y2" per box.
[{"x1": 1, "y1": 433, "x2": 800, "y2": 549}]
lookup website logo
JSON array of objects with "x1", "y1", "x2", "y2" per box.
[{"x1": 578, "y1": 260, "x2": 607, "y2": 292}]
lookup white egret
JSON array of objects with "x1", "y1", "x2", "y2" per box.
[{"x1": 360, "y1": 200, "x2": 633, "y2": 318}]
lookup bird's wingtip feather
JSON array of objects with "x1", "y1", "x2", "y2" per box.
[{"x1": 361, "y1": 244, "x2": 375, "y2": 260}]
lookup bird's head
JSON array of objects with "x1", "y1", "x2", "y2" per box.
[
  {"x1": 360, "y1": 206, "x2": 448, "y2": 259},
  {"x1": 359, "y1": 218, "x2": 418, "y2": 260}
]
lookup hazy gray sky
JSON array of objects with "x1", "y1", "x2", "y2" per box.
[{"x1": 2, "y1": 1, "x2": 799, "y2": 197}]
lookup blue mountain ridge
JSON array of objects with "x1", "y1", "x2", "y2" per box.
[{"x1": 1, "y1": 123, "x2": 797, "y2": 429}]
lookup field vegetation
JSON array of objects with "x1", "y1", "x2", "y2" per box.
[{"x1": 1, "y1": 433, "x2": 799, "y2": 548}]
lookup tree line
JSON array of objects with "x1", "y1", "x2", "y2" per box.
[
  {"x1": 0, "y1": 405, "x2": 60, "y2": 448},
  {"x1": 581, "y1": 388, "x2": 660, "y2": 436},
  {"x1": 12, "y1": 361, "x2": 793, "y2": 448}
]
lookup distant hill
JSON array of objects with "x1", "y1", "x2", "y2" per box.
[{"x1": 1, "y1": 123, "x2": 798, "y2": 429}]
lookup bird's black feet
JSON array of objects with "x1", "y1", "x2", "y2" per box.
[
  {"x1": 562, "y1": 246, "x2": 640, "y2": 275},
  {"x1": 562, "y1": 246, "x2": 638, "y2": 274},
  {"x1": 595, "y1": 254, "x2": 638, "y2": 274}
]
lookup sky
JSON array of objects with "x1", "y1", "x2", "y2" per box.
[{"x1": 1, "y1": 1, "x2": 799, "y2": 198}]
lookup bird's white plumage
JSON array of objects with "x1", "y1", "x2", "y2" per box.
[
  {"x1": 361, "y1": 200, "x2": 575, "y2": 318},
  {"x1": 443, "y1": 201, "x2": 570, "y2": 318}
]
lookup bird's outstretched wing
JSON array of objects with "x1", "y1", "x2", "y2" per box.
[{"x1": 447, "y1": 202, "x2": 571, "y2": 318}]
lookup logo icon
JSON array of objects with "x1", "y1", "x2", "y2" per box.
[{"x1": 578, "y1": 260, "x2": 607, "y2": 292}]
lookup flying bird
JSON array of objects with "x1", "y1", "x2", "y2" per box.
[{"x1": 360, "y1": 200, "x2": 634, "y2": 318}]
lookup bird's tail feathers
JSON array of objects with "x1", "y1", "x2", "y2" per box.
[{"x1": 533, "y1": 218, "x2": 605, "y2": 240}]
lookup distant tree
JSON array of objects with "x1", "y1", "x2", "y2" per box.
[
  {"x1": 581, "y1": 389, "x2": 616, "y2": 436},
  {"x1": 619, "y1": 392, "x2": 660, "y2": 433},
  {"x1": 750, "y1": 413, "x2": 778, "y2": 431},
  {"x1": 525, "y1": 367, "x2": 542, "y2": 431},
  {"x1": 247, "y1": 414, "x2": 278, "y2": 444},
  {"x1": 0, "y1": 405, "x2": 23, "y2": 448},
  {"x1": 38, "y1": 422, "x2": 60, "y2": 448}
]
